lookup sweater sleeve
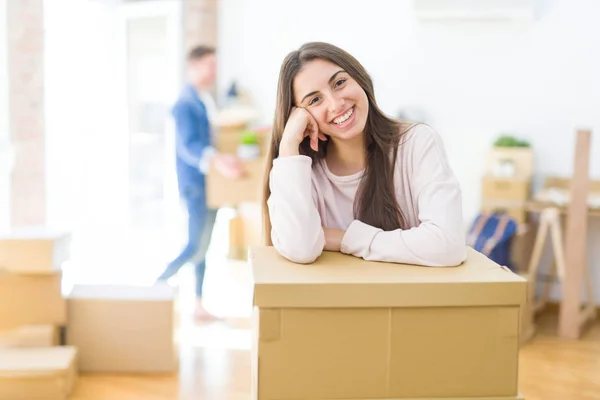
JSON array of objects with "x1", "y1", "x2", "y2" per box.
[
  {"x1": 340, "y1": 126, "x2": 467, "y2": 267},
  {"x1": 267, "y1": 155, "x2": 325, "y2": 264}
]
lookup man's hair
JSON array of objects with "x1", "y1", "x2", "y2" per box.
[{"x1": 188, "y1": 45, "x2": 216, "y2": 61}]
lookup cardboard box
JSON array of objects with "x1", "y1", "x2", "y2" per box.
[
  {"x1": 481, "y1": 200, "x2": 528, "y2": 224},
  {"x1": 215, "y1": 127, "x2": 269, "y2": 155},
  {"x1": 485, "y1": 147, "x2": 534, "y2": 178},
  {"x1": 518, "y1": 273, "x2": 536, "y2": 345},
  {"x1": 0, "y1": 272, "x2": 66, "y2": 330},
  {"x1": 207, "y1": 158, "x2": 266, "y2": 208},
  {"x1": 0, "y1": 346, "x2": 77, "y2": 400},
  {"x1": 66, "y1": 284, "x2": 177, "y2": 373},
  {"x1": 511, "y1": 223, "x2": 536, "y2": 272},
  {"x1": 229, "y1": 203, "x2": 263, "y2": 260},
  {"x1": 0, "y1": 229, "x2": 70, "y2": 273},
  {"x1": 482, "y1": 177, "x2": 531, "y2": 201},
  {"x1": 0, "y1": 325, "x2": 59, "y2": 348},
  {"x1": 250, "y1": 246, "x2": 527, "y2": 400}
]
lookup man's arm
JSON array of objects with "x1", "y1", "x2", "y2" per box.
[{"x1": 173, "y1": 104, "x2": 215, "y2": 172}]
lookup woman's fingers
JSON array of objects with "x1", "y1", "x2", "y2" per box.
[{"x1": 308, "y1": 113, "x2": 320, "y2": 152}]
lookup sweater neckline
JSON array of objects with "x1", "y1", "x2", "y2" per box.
[{"x1": 319, "y1": 158, "x2": 364, "y2": 183}]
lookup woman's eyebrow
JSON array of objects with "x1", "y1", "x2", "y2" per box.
[{"x1": 300, "y1": 70, "x2": 346, "y2": 104}]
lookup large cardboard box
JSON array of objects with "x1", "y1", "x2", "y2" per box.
[
  {"x1": 0, "y1": 229, "x2": 70, "y2": 273},
  {"x1": 207, "y1": 158, "x2": 266, "y2": 208},
  {"x1": 0, "y1": 346, "x2": 77, "y2": 400},
  {"x1": 66, "y1": 284, "x2": 177, "y2": 373},
  {"x1": 0, "y1": 325, "x2": 59, "y2": 348},
  {"x1": 0, "y1": 272, "x2": 65, "y2": 329},
  {"x1": 250, "y1": 246, "x2": 527, "y2": 400}
]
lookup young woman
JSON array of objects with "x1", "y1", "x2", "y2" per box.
[{"x1": 262, "y1": 42, "x2": 466, "y2": 266}]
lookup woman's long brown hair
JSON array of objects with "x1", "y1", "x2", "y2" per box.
[{"x1": 262, "y1": 42, "x2": 413, "y2": 245}]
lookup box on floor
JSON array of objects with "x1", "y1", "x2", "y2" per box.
[
  {"x1": 0, "y1": 346, "x2": 77, "y2": 400},
  {"x1": 66, "y1": 283, "x2": 177, "y2": 373},
  {"x1": 250, "y1": 246, "x2": 527, "y2": 400}
]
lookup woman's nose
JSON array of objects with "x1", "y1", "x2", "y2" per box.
[{"x1": 328, "y1": 96, "x2": 345, "y2": 114}]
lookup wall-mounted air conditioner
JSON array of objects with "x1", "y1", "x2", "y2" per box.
[{"x1": 414, "y1": 0, "x2": 537, "y2": 21}]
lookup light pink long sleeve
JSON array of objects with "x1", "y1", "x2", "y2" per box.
[
  {"x1": 267, "y1": 124, "x2": 467, "y2": 266},
  {"x1": 267, "y1": 156, "x2": 325, "y2": 264}
]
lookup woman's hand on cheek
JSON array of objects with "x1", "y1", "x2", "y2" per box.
[
  {"x1": 280, "y1": 107, "x2": 327, "y2": 156},
  {"x1": 323, "y1": 227, "x2": 345, "y2": 252}
]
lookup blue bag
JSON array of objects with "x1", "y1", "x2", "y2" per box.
[{"x1": 467, "y1": 212, "x2": 518, "y2": 270}]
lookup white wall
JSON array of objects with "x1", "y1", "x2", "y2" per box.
[
  {"x1": 219, "y1": 0, "x2": 600, "y2": 302},
  {"x1": 0, "y1": 0, "x2": 10, "y2": 231}
]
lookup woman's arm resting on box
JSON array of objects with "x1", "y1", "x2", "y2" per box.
[
  {"x1": 340, "y1": 126, "x2": 467, "y2": 267},
  {"x1": 267, "y1": 156, "x2": 325, "y2": 263}
]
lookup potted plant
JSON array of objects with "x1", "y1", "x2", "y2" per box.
[{"x1": 237, "y1": 130, "x2": 261, "y2": 160}]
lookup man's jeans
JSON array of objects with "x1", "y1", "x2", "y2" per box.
[{"x1": 157, "y1": 190, "x2": 217, "y2": 298}]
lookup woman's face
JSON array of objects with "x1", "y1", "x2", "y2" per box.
[{"x1": 293, "y1": 59, "x2": 368, "y2": 141}]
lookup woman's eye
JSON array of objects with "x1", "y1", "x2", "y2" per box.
[
  {"x1": 308, "y1": 96, "x2": 320, "y2": 106},
  {"x1": 335, "y1": 78, "x2": 347, "y2": 87}
]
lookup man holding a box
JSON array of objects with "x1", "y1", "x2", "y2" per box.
[{"x1": 156, "y1": 45, "x2": 242, "y2": 320}]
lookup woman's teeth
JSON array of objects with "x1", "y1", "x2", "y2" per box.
[{"x1": 333, "y1": 107, "x2": 353, "y2": 125}]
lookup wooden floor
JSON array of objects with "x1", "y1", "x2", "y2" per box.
[{"x1": 70, "y1": 309, "x2": 600, "y2": 400}]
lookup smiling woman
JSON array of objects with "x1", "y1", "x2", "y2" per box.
[{"x1": 262, "y1": 41, "x2": 467, "y2": 267}]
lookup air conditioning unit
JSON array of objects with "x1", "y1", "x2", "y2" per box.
[{"x1": 414, "y1": 0, "x2": 537, "y2": 21}]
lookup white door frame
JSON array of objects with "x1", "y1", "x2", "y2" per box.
[{"x1": 115, "y1": 0, "x2": 184, "y2": 231}]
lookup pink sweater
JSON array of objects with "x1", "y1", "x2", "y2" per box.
[{"x1": 267, "y1": 124, "x2": 467, "y2": 266}]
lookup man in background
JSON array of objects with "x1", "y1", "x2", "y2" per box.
[{"x1": 157, "y1": 45, "x2": 242, "y2": 320}]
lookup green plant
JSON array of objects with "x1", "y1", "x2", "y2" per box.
[
  {"x1": 493, "y1": 134, "x2": 530, "y2": 148},
  {"x1": 240, "y1": 130, "x2": 258, "y2": 145}
]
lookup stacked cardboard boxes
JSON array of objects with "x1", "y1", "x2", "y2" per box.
[
  {"x1": 0, "y1": 229, "x2": 77, "y2": 400},
  {"x1": 207, "y1": 125, "x2": 271, "y2": 259},
  {"x1": 0, "y1": 228, "x2": 177, "y2": 399},
  {"x1": 481, "y1": 147, "x2": 534, "y2": 224}
]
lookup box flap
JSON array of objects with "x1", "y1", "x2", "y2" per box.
[
  {"x1": 67, "y1": 284, "x2": 174, "y2": 301},
  {"x1": 250, "y1": 246, "x2": 526, "y2": 308}
]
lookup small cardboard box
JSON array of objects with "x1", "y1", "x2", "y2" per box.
[
  {"x1": 250, "y1": 246, "x2": 526, "y2": 400},
  {"x1": 0, "y1": 229, "x2": 71, "y2": 273},
  {"x1": 0, "y1": 272, "x2": 66, "y2": 330},
  {"x1": 485, "y1": 147, "x2": 534, "y2": 178},
  {"x1": 0, "y1": 325, "x2": 59, "y2": 348},
  {"x1": 206, "y1": 158, "x2": 265, "y2": 208},
  {"x1": 66, "y1": 284, "x2": 177, "y2": 373},
  {"x1": 482, "y1": 177, "x2": 531, "y2": 201},
  {"x1": 0, "y1": 346, "x2": 77, "y2": 400}
]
